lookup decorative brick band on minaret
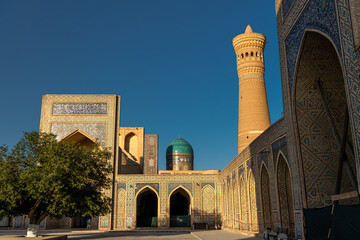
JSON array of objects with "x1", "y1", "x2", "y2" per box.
[{"x1": 233, "y1": 25, "x2": 271, "y2": 154}]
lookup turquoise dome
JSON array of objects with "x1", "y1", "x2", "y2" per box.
[{"x1": 166, "y1": 137, "x2": 193, "y2": 155}]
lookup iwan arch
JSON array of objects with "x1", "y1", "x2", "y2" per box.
[{"x1": 6, "y1": 0, "x2": 360, "y2": 239}]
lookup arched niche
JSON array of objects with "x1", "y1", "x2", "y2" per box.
[
  {"x1": 293, "y1": 30, "x2": 357, "y2": 208},
  {"x1": 169, "y1": 187, "x2": 191, "y2": 227},
  {"x1": 233, "y1": 179, "x2": 239, "y2": 230},
  {"x1": 248, "y1": 170, "x2": 258, "y2": 232},
  {"x1": 136, "y1": 187, "x2": 158, "y2": 227},
  {"x1": 202, "y1": 185, "x2": 215, "y2": 215},
  {"x1": 125, "y1": 132, "x2": 139, "y2": 161},
  {"x1": 276, "y1": 153, "x2": 294, "y2": 235},
  {"x1": 60, "y1": 129, "x2": 99, "y2": 150},
  {"x1": 260, "y1": 164, "x2": 273, "y2": 230},
  {"x1": 239, "y1": 177, "x2": 247, "y2": 231}
]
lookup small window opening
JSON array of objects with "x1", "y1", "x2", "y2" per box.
[
  {"x1": 251, "y1": 52, "x2": 253, "y2": 56},
  {"x1": 245, "y1": 52, "x2": 249, "y2": 57}
]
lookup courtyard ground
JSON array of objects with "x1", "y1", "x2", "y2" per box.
[{"x1": 0, "y1": 229, "x2": 264, "y2": 240}]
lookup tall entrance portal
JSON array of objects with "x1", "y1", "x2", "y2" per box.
[
  {"x1": 170, "y1": 188, "x2": 191, "y2": 227},
  {"x1": 136, "y1": 188, "x2": 158, "y2": 227},
  {"x1": 294, "y1": 31, "x2": 358, "y2": 208}
]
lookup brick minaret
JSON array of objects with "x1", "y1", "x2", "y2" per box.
[{"x1": 233, "y1": 25, "x2": 270, "y2": 154}]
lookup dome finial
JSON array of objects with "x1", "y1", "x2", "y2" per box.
[{"x1": 245, "y1": 25, "x2": 253, "y2": 34}]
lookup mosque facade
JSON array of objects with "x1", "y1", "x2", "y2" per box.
[{"x1": 5, "y1": 1, "x2": 360, "y2": 239}]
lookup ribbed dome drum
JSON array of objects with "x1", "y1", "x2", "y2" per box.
[{"x1": 166, "y1": 137, "x2": 194, "y2": 170}]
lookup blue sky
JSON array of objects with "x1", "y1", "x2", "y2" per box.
[{"x1": 0, "y1": 0, "x2": 282, "y2": 170}]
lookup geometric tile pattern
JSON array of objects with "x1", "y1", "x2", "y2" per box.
[
  {"x1": 240, "y1": 178, "x2": 247, "y2": 231},
  {"x1": 261, "y1": 165, "x2": 272, "y2": 230},
  {"x1": 116, "y1": 189, "x2": 126, "y2": 228},
  {"x1": 281, "y1": 0, "x2": 295, "y2": 18},
  {"x1": 285, "y1": 0, "x2": 340, "y2": 95},
  {"x1": 249, "y1": 171, "x2": 258, "y2": 232},
  {"x1": 294, "y1": 31, "x2": 356, "y2": 208},
  {"x1": 277, "y1": 155, "x2": 294, "y2": 233},
  {"x1": 276, "y1": 0, "x2": 360, "y2": 237},
  {"x1": 40, "y1": 95, "x2": 118, "y2": 152},
  {"x1": 219, "y1": 118, "x2": 286, "y2": 234},
  {"x1": 115, "y1": 174, "x2": 219, "y2": 229},
  {"x1": 168, "y1": 183, "x2": 192, "y2": 195},
  {"x1": 135, "y1": 183, "x2": 159, "y2": 195},
  {"x1": 52, "y1": 102, "x2": 107, "y2": 115},
  {"x1": 202, "y1": 185, "x2": 215, "y2": 214},
  {"x1": 228, "y1": 180, "x2": 233, "y2": 229},
  {"x1": 51, "y1": 122, "x2": 106, "y2": 148},
  {"x1": 233, "y1": 181, "x2": 239, "y2": 230}
]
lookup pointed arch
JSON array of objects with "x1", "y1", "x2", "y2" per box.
[
  {"x1": 233, "y1": 177, "x2": 239, "y2": 230},
  {"x1": 227, "y1": 176, "x2": 234, "y2": 228},
  {"x1": 168, "y1": 186, "x2": 192, "y2": 227},
  {"x1": 293, "y1": 30, "x2": 357, "y2": 210},
  {"x1": 60, "y1": 129, "x2": 100, "y2": 149},
  {"x1": 248, "y1": 170, "x2": 258, "y2": 232},
  {"x1": 202, "y1": 184, "x2": 216, "y2": 225},
  {"x1": 260, "y1": 163, "x2": 273, "y2": 230},
  {"x1": 222, "y1": 180, "x2": 228, "y2": 228},
  {"x1": 228, "y1": 177, "x2": 234, "y2": 229},
  {"x1": 276, "y1": 154, "x2": 294, "y2": 233},
  {"x1": 202, "y1": 184, "x2": 215, "y2": 214},
  {"x1": 125, "y1": 132, "x2": 139, "y2": 161},
  {"x1": 135, "y1": 187, "x2": 158, "y2": 227},
  {"x1": 239, "y1": 176, "x2": 247, "y2": 231}
]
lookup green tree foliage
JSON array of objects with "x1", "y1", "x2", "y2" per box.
[{"x1": 0, "y1": 131, "x2": 113, "y2": 225}]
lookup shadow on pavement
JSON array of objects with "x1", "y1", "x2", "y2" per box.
[{"x1": 67, "y1": 231, "x2": 193, "y2": 239}]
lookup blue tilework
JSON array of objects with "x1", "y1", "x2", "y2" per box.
[
  {"x1": 282, "y1": 0, "x2": 295, "y2": 17},
  {"x1": 285, "y1": 0, "x2": 340, "y2": 95}
]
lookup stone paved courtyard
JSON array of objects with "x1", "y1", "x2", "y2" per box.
[{"x1": 0, "y1": 229, "x2": 263, "y2": 240}]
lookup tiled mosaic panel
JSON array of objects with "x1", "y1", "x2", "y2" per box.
[
  {"x1": 285, "y1": 0, "x2": 340, "y2": 97},
  {"x1": 281, "y1": 0, "x2": 295, "y2": 18},
  {"x1": 249, "y1": 172, "x2": 258, "y2": 232},
  {"x1": 40, "y1": 95, "x2": 117, "y2": 151},
  {"x1": 294, "y1": 31, "x2": 357, "y2": 207},
  {"x1": 115, "y1": 174, "x2": 219, "y2": 228},
  {"x1": 116, "y1": 189, "x2": 126, "y2": 228},
  {"x1": 240, "y1": 178, "x2": 247, "y2": 231},
  {"x1": 261, "y1": 165, "x2": 272, "y2": 229},
  {"x1": 257, "y1": 151, "x2": 269, "y2": 170},
  {"x1": 336, "y1": 0, "x2": 360, "y2": 187},
  {"x1": 229, "y1": 181, "x2": 234, "y2": 229},
  {"x1": 52, "y1": 102, "x2": 107, "y2": 115},
  {"x1": 100, "y1": 216, "x2": 109, "y2": 228},
  {"x1": 233, "y1": 182, "x2": 239, "y2": 229},
  {"x1": 202, "y1": 185, "x2": 215, "y2": 214},
  {"x1": 168, "y1": 183, "x2": 192, "y2": 195},
  {"x1": 277, "y1": 155, "x2": 294, "y2": 233},
  {"x1": 51, "y1": 123, "x2": 106, "y2": 148},
  {"x1": 222, "y1": 182, "x2": 227, "y2": 227},
  {"x1": 143, "y1": 134, "x2": 158, "y2": 174},
  {"x1": 272, "y1": 137, "x2": 288, "y2": 172},
  {"x1": 117, "y1": 183, "x2": 126, "y2": 191},
  {"x1": 219, "y1": 118, "x2": 286, "y2": 234},
  {"x1": 278, "y1": 2, "x2": 360, "y2": 236},
  {"x1": 276, "y1": 0, "x2": 359, "y2": 237},
  {"x1": 135, "y1": 183, "x2": 159, "y2": 195}
]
